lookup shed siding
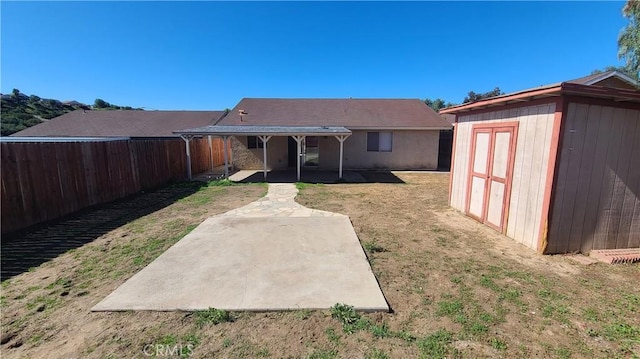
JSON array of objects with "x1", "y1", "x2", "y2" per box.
[
  {"x1": 547, "y1": 103, "x2": 640, "y2": 253},
  {"x1": 451, "y1": 103, "x2": 556, "y2": 250}
]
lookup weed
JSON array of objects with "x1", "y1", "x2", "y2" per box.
[
  {"x1": 436, "y1": 299, "x2": 463, "y2": 316},
  {"x1": 344, "y1": 318, "x2": 372, "y2": 334},
  {"x1": 582, "y1": 307, "x2": 599, "y2": 322},
  {"x1": 603, "y1": 322, "x2": 640, "y2": 342},
  {"x1": 370, "y1": 322, "x2": 392, "y2": 338},
  {"x1": 329, "y1": 304, "x2": 371, "y2": 333},
  {"x1": 307, "y1": 348, "x2": 338, "y2": 359},
  {"x1": 363, "y1": 241, "x2": 385, "y2": 253},
  {"x1": 479, "y1": 275, "x2": 501, "y2": 292},
  {"x1": 296, "y1": 309, "x2": 313, "y2": 320},
  {"x1": 490, "y1": 337, "x2": 507, "y2": 350},
  {"x1": 194, "y1": 308, "x2": 232, "y2": 327},
  {"x1": 222, "y1": 338, "x2": 232, "y2": 348},
  {"x1": 466, "y1": 322, "x2": 489, "y2": 336},
  {"x1": 330, "y1": 303, "x2": 360, "y2": 327},
  {"x1": 255, "y1": 347, "x2": 271, "y2": 357},
  {"x1": 395, "y1": 330, "x2": 416, "y2": 342},
  {"x1": 365, "y1": 348, "x2": 389, "y2": 359},
  {"x1": 555, "y1": 346, "x2": 572, "y2": 359},
  {"x1": 324, "y1": 328, "x2": 341, "y2": 345},
  {"x1": 417, "y1": 329, "x2": 453, "y2": 359},
  {"x1": 450, "y1": 276, "x2": 463, "y2": 284}
]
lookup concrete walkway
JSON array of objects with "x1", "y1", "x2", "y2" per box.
[{"x1": 92, "y1": 183, "x2": 389, "y2": 312}]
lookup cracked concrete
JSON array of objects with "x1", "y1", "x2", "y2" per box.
[{"x1": 92, "y1": 183, "x2": 389, "y2": 312}]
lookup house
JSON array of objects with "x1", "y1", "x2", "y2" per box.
[
  {"x1": 441, "y1": 71, "x2": 640, "y2": 254},
  {"x1": 12, "y1": 109, "x2": 226, "y2": 138},
  {"x1": 175, "y1": 98, "x2": 453, "y2": 180}
]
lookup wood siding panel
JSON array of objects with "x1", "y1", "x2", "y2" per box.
[
  {"x1": 566, "y1": 104, "x2": 602, "y2": 252},
  {"x1": 453, "y1": 103, "x2": 556, "y2": 250},
  {"x1": 626, "y1": 117, "x2": 640, "y2": 248},
  {"x1": 614, "y1": 110, "x2": 640, "y2": 249},
  {"x1": 548, "y1": 103, "x2": 588, "y2": 253},
  {"x1": 1, "y1": 138, "x2": 220, "y2": 234},
  {"x1": 548, "y1": 104, "x2": 640, "y2": 253}
]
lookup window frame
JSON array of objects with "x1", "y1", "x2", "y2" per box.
[
  {"x1": 367, "y1": 131, "x2": 393, "y2": 152},
  {"x1": 247, "y1": 136, "x2": 264, "y2": 149}
]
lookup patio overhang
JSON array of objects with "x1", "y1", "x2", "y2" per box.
[{"x1": 173, "y1": 125, "x2": 352, "y2": 181}]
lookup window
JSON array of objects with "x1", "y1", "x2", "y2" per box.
[
  {"x1": 367, "y1": 132, "x2": 392, "y2": 152},
  {"x1": 247, "y1": 136, "x2": 263, "y2": 149}
]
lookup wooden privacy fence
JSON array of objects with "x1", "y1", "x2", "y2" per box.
[{"x1": 1, "y1": 137, "x2": 228, "y2": 234}]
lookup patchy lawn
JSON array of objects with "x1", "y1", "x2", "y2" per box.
[{"x1": 2, "y1": 173, "x2": 639, "y2": 358}]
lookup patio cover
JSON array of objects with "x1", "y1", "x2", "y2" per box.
[{"x1": 173, "y1": 125, "x2": 352, "y2": 181}]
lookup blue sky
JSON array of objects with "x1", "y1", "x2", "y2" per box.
[{"x1": 1, "y1": 1, "x2": 629, "y2": 110}]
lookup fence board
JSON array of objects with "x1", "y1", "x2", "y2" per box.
[{"x1": 1, "y1": 137, "x2": 227, "y2": 234}]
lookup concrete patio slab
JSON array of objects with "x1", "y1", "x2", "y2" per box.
[{"x1": 92, "y1": 183, "x2": 389, "y2": 312}]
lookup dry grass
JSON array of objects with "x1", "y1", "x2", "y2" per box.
[{"x1": 1, "y1": 173, "x2": 639, "y2": 358}]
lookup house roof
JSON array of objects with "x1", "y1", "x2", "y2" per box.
[
  {"x1": 567, "y1": 70, "x2": 638, "y2": 87},
  {"x1": 175, "y1": 125, "x2": 352, "y2": 137},
  {"x1": 12, "y1": 110, "x2": 226, "y2": 138},
  {"x1": 215, "y1": 98, "x2": 452, "y2": 130}
]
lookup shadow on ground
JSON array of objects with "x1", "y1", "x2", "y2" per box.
[
  {"x1": 237, "y1": 170, "x2": 406, "y2": 184},
  {"x1": 1, "y1": 182, "x2": 204, "y2": 281}
]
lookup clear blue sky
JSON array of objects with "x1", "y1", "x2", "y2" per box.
[{"x1": 1, "y1": 1, "x2": 629, "y2": 110}]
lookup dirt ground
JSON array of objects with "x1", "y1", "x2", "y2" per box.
[{"x1": 1, "y1": 173, "x2": 639, "y2": 358}]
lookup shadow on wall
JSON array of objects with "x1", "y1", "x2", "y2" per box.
[
  {"x1": 237, "y1": 170, "x2": 406, "y2": 184},
  {"x1": 0, "y1": 182, "x2": 205, "y2": 281}
]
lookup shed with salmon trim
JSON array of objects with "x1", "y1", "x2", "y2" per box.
[{"x1": 441, "y1": 71, "x2": 640, "y2": 254}]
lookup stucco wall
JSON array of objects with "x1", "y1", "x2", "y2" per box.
[
  {"x1": 340, "y1": 130, "x2": 439, "y2": 170},
  {"x1": 231, "y1": 130, "x2": 440, "y2": 170}
]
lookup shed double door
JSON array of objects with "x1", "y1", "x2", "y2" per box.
[{"x1": 466, "y1": 124, "x2": 518, "y2": 232}]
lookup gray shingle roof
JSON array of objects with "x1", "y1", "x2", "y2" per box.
[
  {"x1": 216, "y1": 98, "x2": 452, "y2": 129},
  {"x1": 12, "y1": 110, "x2": 226, "y2": 137}
]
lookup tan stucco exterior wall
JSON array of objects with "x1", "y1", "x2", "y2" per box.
[{"x1": 231, "y1": 130, "x2": 440, "y2": 170}]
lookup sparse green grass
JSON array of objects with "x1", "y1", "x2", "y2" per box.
[
  {"x1": 307, "y1": 348, "x2": 338, "y2": 359},
  {"x1": 417, "y1": 329, "x2": 453, "y2": 359},
  {"x1": 325, "y1": 328, "x2": 341, "y2": 345},
  {"x1": 365, "y1": 348, "x2": 390, "y2": 359},
  {"x1": 4, "y1": 174, "x2": 639, "y2": 358}
]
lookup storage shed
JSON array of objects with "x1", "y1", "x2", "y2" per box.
[{"x1": 441, "y1": 71, "x2": 640, "y2": 254}]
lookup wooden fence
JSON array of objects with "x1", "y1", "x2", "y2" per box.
[{"x1": 1, "y1": 137, "x2": 228, "y2": 234}]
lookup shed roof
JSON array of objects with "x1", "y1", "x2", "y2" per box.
[
  {"x1": 12, "y1": 110, "x2": 226, "y2": 138},
  {"x1": 216, "y1": 98, "x2": 452, "y2": 130},
  {"x1": 440, "y1": 83, "x2": 640, "y2": 115}
]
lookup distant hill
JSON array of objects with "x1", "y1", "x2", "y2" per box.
[{"x1": 1, "y1": 89, "x2": 141, "y2": 136}]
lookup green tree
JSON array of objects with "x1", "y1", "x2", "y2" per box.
[
  {"x1": 463, "y1": 87, "x2": 504, "y2": 103},
  {"x1": 619, "y1": 0, "x2": 640, "y2": 78},
  {"x1": 94, "y1": 98, "x2": 110, "y2": 108},
  {"x1": 424, "y1": 98, "x2": 456, "y2": 111}
]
